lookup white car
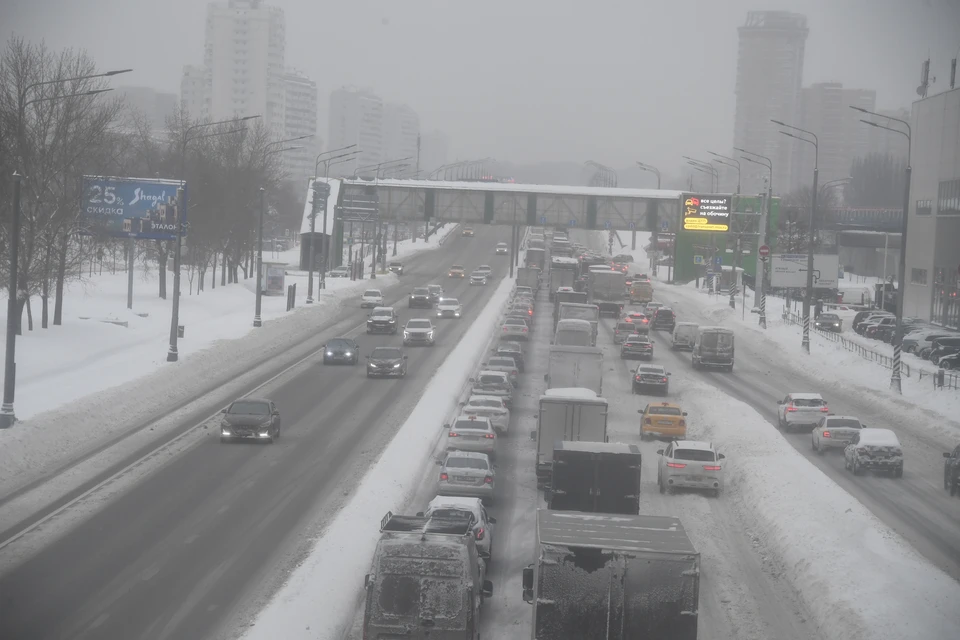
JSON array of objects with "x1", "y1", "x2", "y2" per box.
[
  {"x1": 483, "y1": 356, "x2": 520, "y2": 387},
  {"x1": 402, "y1": 318, "x2": 436, "y2": 346},
  {"x1": 328, "y1": 266, "x2": 350, "y2": 278},
  {"x1": 499, "y1": 317, "x2": 529, "y2": 341},
  {"x1": 476, "y1": 265, "x2": 493, "y2": 276},
  {"x1": 495, "y1": 242, "x2": 509, "y2": 255},
  {"x1": 420, "y1": 495, "x2": 497, "y2": 558},
  {"x1": 444, "y1": 415, "x2": 498, "y2": 458},
  {"x1": 777, "y1": 392, "x2": 829, "y2": 432},
  {"x1": 469, "y1": 272, "x2": 488, "y2": 286},
  {"x1": 360, "y1": 289, "x2": 383, "y2": 308},
  {"x1": 471, "y1": 370, "x2": 514, "y2": 406},
  {"x1": 812, "y1": 415, "x2": 864, "y2": 454},
  {"x1": 462, "y1": 395, "x2": 511, "y2": 434},
  {"x1": 656, "y1": 440, "x2": 725, "y2": 496},
  {"x1": 436, "y1": 297, "x2": 463, "y2": 318}
]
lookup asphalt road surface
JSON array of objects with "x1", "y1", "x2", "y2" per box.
[
  {"x1": 650, "y1": 284, "x2": 960, "y2": 583},
  {"x1": 0, "y1": 226, "x2": 513, "y2": 640}
]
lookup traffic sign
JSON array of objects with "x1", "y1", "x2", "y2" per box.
[
  {"x1": 758, "y1": 245, "x2": 770, "y2": 258},
  {"x1": 706, "y1": 269, "x2": 715, "y2": 277},
  {"x1": 694, "y1": 255, "x2": 704, "y2": 265},
  {"x1": 661, "y1": 220, "x2": 669, "y2": 232},
  {"x1": 569, "y1": 219, "x2": 577, "y2": 227},
  {"x1": 603, "y1": 221, "x2": 611, "y2": 229},
  {"x1": 713, "y1": 256, "x2": 723, "y2": 269},
  {"x1": 540, "y1": 216, "x2": 547, "y2": 224},
  {"x1": 628, "y1": 221, "x2": 636, "y2": 230},
  {"x1": 770, "y1": 254, "x2": 840, "y2": 288}
]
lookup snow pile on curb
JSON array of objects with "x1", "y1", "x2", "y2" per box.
[
  {"x1": 681, "y1": 381, "x2": 960, "y2": 640},
  {"x1": 243, "y1": 275, "x2": 515, "y2": 640}
]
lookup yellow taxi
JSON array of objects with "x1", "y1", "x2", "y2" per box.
[
  {"x1": 448, "y1": 264, "x2": 466, "y2": 278},
  {"x1": 639, "y1": 402, "x2": 688, "y2": 440}
]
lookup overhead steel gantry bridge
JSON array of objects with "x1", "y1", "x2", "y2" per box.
[{"x1": 300, "y1": 178, "x2": 684, "y2": 233}]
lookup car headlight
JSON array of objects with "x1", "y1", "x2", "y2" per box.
[
  {"x1": 388, "y1": 319, "x2": 395, "y2": 323},
  {"x1": 455, "y1": 312, "x2": 461, "y2": 317},
  {"x1": 404, "y1": 331, "x2": 410, "y2": 338},
  {"x1": 326, "y1": 351, "x2": 333, "y2": 356},
  {"x1": 427, "y1": 331, "x2": 434, "y2": 338},
  {"x1": 437, "y1": 311, "x2": 442, "y2": 316},
  {"x1": 393, "y1": 362, "x2": 401, "y2": 368},
  {"x1": 344, "y1": 351, "x2": 352, "y2": 356}
]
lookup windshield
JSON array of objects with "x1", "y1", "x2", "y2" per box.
[
  {"x1": 327, "y1": 339, "x2": 351, "y2": 348},
  {"x1": 371, "y1": 312, "x2": 393, "y2": 319},
  {"x1": 428, "y1": 286, "x2": 441, "y2": 293},
  {"x1": 792, "y1": 397, "x2": 824, "y2": 407},
  {"x1": 701, "y1": 331, "x2": 734, "y2": 349},
  {"x1": 371, "y1": 348, "x2": 402, "y2": 359},
  {"x1": 648, "y1": 406, "x2": 682, "y2": 416},
  {"x1": 468, "y1": 398, "x2": 503, "y2": 408},
  {"x1": 827, "y1": 418, "x2": 862, "y2": 429},
  {"x1": 363, "y1": 290, "x2": 381, "y2": 297},
  {"x1": 407, "y1": 320, "x2": 432, "y2": 329},
  {"x1": 446, "y1": 457, "x2": 489, "y2": 470},
  {"x1": 451, "y1": 265, "x2": 463, "y2": 270},
  {"x1": 228, "y1": 401, "x2": 269, "y2": 415},
  {"x1": 563, "y1": 307, "x2": 598, "y2": 321},
  {"x1": 454, "y1": 418, "x2": 490, "y2": 431},
  {"x1": 819, "y1": 314, "x2": 839, "y2": 321},
  {"x1": 413, "y1": 288, "x2": 429, "y2": 295},
  {"x1": 505, "y1": 318, "x2": 527, "y2": 326},
  {"x1": 479, "y1": 374, "x2": 506, "y2": 385},
  {"x1": 441, "y1": 299, "x2": 459, "y2": 305},
  {"x1": 674, "y1": 449, "x2": 716, "y2": 462},
  {"x1": 617, "y1": 323, "x2": 634, "y2": 331},
  {"x1": 637, "y1": 367, "x2": 664, "y2": 375},
  {"x1": 429, "y1": 508, "x2": 477, "y2": 522},
  {"x1": 489, "y1": 358, "x2": 515, "y2": 367},
  {"x1": 625, "y1": 337, "x2": 650, "y2": 345}
]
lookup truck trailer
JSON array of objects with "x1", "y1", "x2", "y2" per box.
[
  {"x1": 588, "y1": 269, "x2": 626, "y2": 316},
  {"x1": 548, "y1": 441, "x2": 642, "y2": 515},
  {"x1": 532, "y1": 388, "x2": 608, "y2": 488},
  {"x1": 522, "y1": 509, "x2": 700, "y2": 639},
  {"x1": 544, "y1": 345, "x2": 603, "y2": 395}
]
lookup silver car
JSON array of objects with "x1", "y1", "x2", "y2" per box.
[
  {"x1": 777, "y1": 392, "x2": 829, "y2": 432},
  {"x1": 472, "y1": 370, "x2": 514, "y2": 406},
  {"x1": 420, "y1": 495, "x2": 497, "y2": 558},
  {"x1": 483, "y1": 356, "x2": 520, "y2": 387},
  {"x1": 500, "y1": 317, "x2": 529, "y2": 341},
  {"x1": 812, "y1": 415, "x2": 864, "y2": 454},
  {"x1": 657, "y1": 440, "x2": 725, "y2": 496},
  {"x1": 437, "y1": 297, "x2": 463, "y2": 318},
  {"x1": 469, "y1": 272, "x2": 488, "y2": 286},
  {"x1": 445, "y1": 415, "x2": 498, "y2": 458},
  {"x1": 476, "y1": 265, "x2": 493, "y2": 276},
  {"x1": 403, "y1": 318, "x2": 436, "y2": 346},
  {"x1": 462, "y1": 395, "x2": 511, "y2": 434}
]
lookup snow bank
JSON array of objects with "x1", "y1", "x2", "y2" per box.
[
  {"x1": 242, "y1": 275, "x2": 515, "y2": 640},
  {"x1": 681, "y1": 380, "x2": 960, "y2": 640}
]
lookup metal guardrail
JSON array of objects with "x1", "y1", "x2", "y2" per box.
[
  {"x1": 917, "y1": 367, "x2": 960, "y2": 390},
  {"x1": 783, "y1": 311, "x2": 911, "y2": 377}
]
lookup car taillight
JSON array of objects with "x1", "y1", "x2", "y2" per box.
[
  {"x1": 644, "y1": 418, "x2": 652, "y2": 425},
  {"x1": 679, "y1": 420, "x2": 686, "y2": 427},
  {"x1": 440, "y1": 473, "x2": 449, "y2": 481},
  {"x1": 820, "y1": 406, "x2": 829, "y2": 412},
  {"x1": 822, "y1": 431, "x2": 831, "y2": 438},
  {"x1": 667, "y1": 462, "x2": 686, "y2": 468},
  {"x1": 448, "y1": 432, "x2": 459, "y2": 437},
  {"x1": 476, "y1": 527, "x2": 485, "y2": 540},
  {"x1": 502, "y1": 327, "x2": 509, "y2": 331},
  {"x1": 786, "y1": 406, "x2": 798, "y2": 412},
  {"x1": 522, "y1": 327, "x2": 528, "y2": 332},
  {"x1": 483, "y1": 476, "x2": 493, "y2": 484},
  {"x1": 528, "y1": 309, "x2": 533, "y2": 315},
  {"x1": 642, "y1": 318, "x2": 649, "y2": 324},
  {"x1": 661, "y1": 377, "x2": 668, "y2": 383},
  {"x1": 635, "y1": 375, "x2": 641, "y2": 381},
  {"x1": 703, "y1": 465, "x2": 722, "y2": 471},
  {"x1": 484, "y1": 433, "x2": 495, "y2": 439}
]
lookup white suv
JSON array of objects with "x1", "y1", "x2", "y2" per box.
[
  {"x1": 657, "y1": 440, "x2": 725, "y2": 496},
  {"x1": 360, "y1": 289, "x2": 384, "y2": 308},
  {"x1": 777, "y1": 392, "x2": 829, "y2": 432}
]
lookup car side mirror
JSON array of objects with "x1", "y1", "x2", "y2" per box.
[
  {"x1": 365, "y1": 355, "x2": 371, "y2": 359},
  {"x1": 657, "y1": 449, "x2": 664, "y2": 455},
  {"x1": 403, "y1": 355, "x2": 408, "y2": 360},
  {"x1": 543, "y1": 374, "x2": 549, "y2": 382},
  {"x1": 682, "y1": 412, "x2": 688, "y2": 416},
  {"x1": 776, "y1": 400, "x2": 784, "y2": 405},
  {"x1": 718, "y1": 453, "x2": 725, "y2": 460},
  {"x1": 522, "y1": 565, "x2": 534, "y2": 592},
  {"x1": 220, "y1": 408, "x2": 228, "y2": 413},
  {"x1": 469, "y1": 377, "x2": 476, "y2": 383},
  {"x1": 364, "y1": 574, "x2": 372, "y2": 589},
  {"x1": 667, "y1": 372, "x2": 672, "y2": 376},
  {"x1": 945, "y1": 452, "x2": 952, "y2": 458},
  {"x1": 482, "y1": 580, "x2": 494, "y2": 598}
]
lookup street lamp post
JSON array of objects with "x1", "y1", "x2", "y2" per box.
[
  {"x1": 306, "y1": 147, "x2": 359, "y2": 302},
  {"x1": 737, "y1": 148, "x2": 774, "y2": 329},
  {"x1": 852, "y1": 106, "x2": 912, "y2": 393},
  {"x1": 1, "y1": 68, "x2": 132, "y2": 429},
  {"x1": 772, "y1": 119, "x2": 819, "y2": 354},
  {"x1": 708, "y1": 151, "x2": 741, "y2": 193},
  {"x1": 636, "y1": 162, "x2": 661, "y2": 274}
]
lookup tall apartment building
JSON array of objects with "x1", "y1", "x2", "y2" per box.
[
  {"x1": 327, "y1": 88, "x2": 384, "y2": 176},
  {"x1": 731, "y1": 11, "x2": 809, "y2": 196},
  {"x1": 282, "y1": 70, "x2": 319, "y2": 185},
  {"x1": 418, "y1": 130, "x2": 449, "y2": 176},
  {"x1": 382, "y1": 103, "x2": 420, "y2": 175},
  {"x1": 116, "y1": 86, "x2": 178, "y2": 132},
  {"x1": 180, "y1": 1, "x2": 319, "y2": 183},
  {"x1": 794, "y1": 83, "x2": 877, "y2": 189}
]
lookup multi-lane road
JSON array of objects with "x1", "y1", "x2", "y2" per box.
[{"x1": 0, "y1": 227, "x2": 512, "y2": 640}]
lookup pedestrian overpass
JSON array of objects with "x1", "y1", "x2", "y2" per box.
[{"x1": 300, "y1": 177, "x2": 684, "y2": 233}]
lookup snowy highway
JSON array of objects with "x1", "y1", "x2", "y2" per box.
[{"x1": 0, "y1": 227, "x2": 513, "y2": 640}]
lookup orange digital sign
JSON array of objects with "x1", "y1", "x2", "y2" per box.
[{"x1": 682, "y1": 194, "x2": 731, "y2": 232}]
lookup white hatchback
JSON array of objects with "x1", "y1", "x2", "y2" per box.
[
  {"x1": 777, "y1": 392, "x2": 829, "y2": 432},
  {"x1": 360, "y1": 289, "x2": 384, "y2": 308},
  {"x1": 657, "y1": 440, "x2": 725, "y2": 496}
]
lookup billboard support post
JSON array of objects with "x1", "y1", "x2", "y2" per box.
[
  {"x1": 0, "y1": 172, "x2": 23, "y2": 429},
  {"x1": 127, "y1": 237, "x2": 135, "y2": 310},
  {"x1": 254, "y1": 187, "x2": 265, "y2": 327},
  {"x1": 167, "y1": 186, "x2": 185, "y2": 362}
]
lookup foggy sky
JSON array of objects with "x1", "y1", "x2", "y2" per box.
[{"x1": 3, "y1": 0, "x2": 958, "y2": 176}]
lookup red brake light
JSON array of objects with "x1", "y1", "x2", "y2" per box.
[
  {"x1": 786, "y1": 406, "x2": 798, "y2": 412},
  {"x1": 642, "y1": 318, "x2": 649, "y2": 324},
  {"x1": 448, "y1": 432, "x2": 459, "y2": 437},
  {"x1": 483, "y1": 476, "x2": 493, "y2": 484},
  {"x1": 820, "y1": 406, "x2": 829, "y2": 412},
  {"x1": 476, "y1": 527, "x2": 485, "y2": 540},
  {"x1": 679, "y1": 420, "x2": 686, "y2": 427},
  {"x1": 522, "y1": 327, "x2": 528, "y2": 332},
  {"x1": 440, "y1": 472, "x2": 449, "y2": 481},
  {"x1": 643, "y1": 418, "x2": 652, "y2": 425},
  {"x1": 822, "y1": 431, "x2": 831, "y2": 438},
  {"x1": 666, "y1": 462, "x2": 686, "y2": 468},
  {"x1": 661, "y1": 377, "x2": 668, "y2": 383},
  {"x1": 528, "y1": 309, "x2": 533, "y2": 315},
  {"x1": 484, "y1": 433, "x2": 495, "y2": 439},
  {"x1": 703, "y1": 465, "x2": 722, "y2": 471}
]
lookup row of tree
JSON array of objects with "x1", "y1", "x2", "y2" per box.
[{"x1": 0, "y1": 38, "x2": 303, "y2": 335}]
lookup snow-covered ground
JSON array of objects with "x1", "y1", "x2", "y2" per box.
[
  {"x1": 611, "y1": 232, "x2": 960, "y2": 432},
  {"x1": 0, "y1": 225, "x2": 456, "y2": 498},
  {"x1": 242, "y1": 270, "x2": 515, "y2": 640}
]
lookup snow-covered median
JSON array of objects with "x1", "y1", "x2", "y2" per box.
[
  {"x1": 242, "y1": 274, "x2": 514, "y2": 640},
  {"x1": 682, "y1": 380, "x2": 960, "y2": 640}
]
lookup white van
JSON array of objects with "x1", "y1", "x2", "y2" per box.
[
  {"x1": 671, "y1": 322, "x2": 699, "y2": 350},
  {"x1": 553, "y1": 319, "x2": 593, "y2": 347}
]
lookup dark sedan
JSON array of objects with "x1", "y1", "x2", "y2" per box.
[
  {"x1": 651, "y1": 308, "x2": 676, "y2": 331},
  {"x1": 388, "y1": 261, "x2": 404, "y2": 275},
  {"x1": 494, "y1": 342, "x2": 525, "y2": 372},
  {"x1": 366, "y1": 307, "x2": 399, "y2": 334},
  {"x1": 323, "y1": 337, "x2": 360, "y2": 365},
  {"x1": 220, "y1": 398, "x2": 281, "y2": 444},
  {"x1": 621, "y1": 335, "x2": 653, "y2": 360},
  {"x1": 409, "y1": 287, "x2": 433, "y2": 308},
  {"x1": 814, "y1": 313, "x2": 843, "y2": 333},
  {"x1": 632, "y1": 364, "x2": 671, "y2": 395},
  {"x1": 366, "y1": 347, "x2": 408, "y2": 378}
]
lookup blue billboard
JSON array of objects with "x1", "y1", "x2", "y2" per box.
[{"x1": 81, "y1": 176, "x2": 187, "y2": 240}]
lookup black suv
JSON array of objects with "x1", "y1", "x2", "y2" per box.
[
  {"x1": 323, "y1": 337, "x2": 360, "y2": 365},
  {"x1": 409, "y1": 287, "x2": 432, "y2": 308},
  {"x1": 651, "y1": 307, "x2": 676, "y2": 331},
  {"x1": 367, "y1": 307, "x2": 399, "y2": 334},
  {"x1": 388, "y1": 262, "x2": 404, "y2": 275},
  {"x1": 366, "y1": 347, "x2": 408, "y2": 378}
]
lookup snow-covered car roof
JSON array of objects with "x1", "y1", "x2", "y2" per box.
[
  {"x1": 857, "y1": 428, "x2": 901, "y2": 446},
  {"x1": 489, "y1": 357, "x2": 518, "y2": 366},
  {"x1": 788, "y1": 392, "x2": 824, "y2": 400},
  {"x1": 698, "y1": 325, "x2": 731, "y2": 331},
  {"x1": 477, "y1": 370, "x2": 508, "y2": 379},
  {"x1": 453, "y1": 415, "x2": 494, "y2": 428},
  {"x1": 443, "y1": 450, "x2": 491, "y2": 461},
  {"x1": 370, "y1": 306, "x2": 394, "y2": 314},
  {"x1": 362, "y1": 289, "x2": 382, "y2": 296},
  {"x1": 543, "y1": 387, "x2": 600, "y2": 400},
  {"x1": 556, "y1": 319, "x2": 592, "y2": 328},
  {"x1": 466, "y1": 394, "x2": 507, "y2": 404},
  {"x1": 673, "y1": 440, "x2": 715, "y2": 452},
  {"x1": 825, "y1": 414, "x2": 862, "y2": 422},
  {"x1": 637, "y1": 364, "x2": 666, "y2": 373},
  {"x1": 427, "y1": 495, "x2": 484, "y2": 514},
  {"x1": 551, "y1": 257, "x2": 579, "y2": 265}
]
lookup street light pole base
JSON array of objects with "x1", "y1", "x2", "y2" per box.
[
  {"x1": 0, "y1": 409, "x2": 16, "y2": 429},
  {"x1": 759, "y1": 314, "x2": 766, "y2": 329},
  {"x1": 253, "y1": 316, "x2": 262, "y2": 328},
  {"x1": 306, "y1": 297, "x2": 313, "y2": 304},
  {"x1": 890, "y1": 376, "x2": 902, "y2": 394},
  {"x1": 167, "y1": 349, "x2": 179, "y2": 363}
]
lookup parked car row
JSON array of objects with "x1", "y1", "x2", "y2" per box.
[{"x1": 852, "y1": 309, "x2": 960, "y2": 367}]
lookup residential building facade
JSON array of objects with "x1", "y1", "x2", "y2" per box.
[
  {"x1": 117, "y1": 86, "x2": 178, "y2": 132},
  {"x1": 282, "y1": 70, "x2": 320, "y2": 185},
  {"x1": 902, "y1": 86, "x2": 960, "y2": 328},
  {"x1": 382, "y1": 103, "x2": 420, "y2": 176},
  {"x1": 327, "y1": 87, "x2": 384, "y2": 176},
  {"x1": 731, "y1": 11, "x2": 809, "y2": 196},
  {"x1": 418, "y1": 130, "x2": 449, "y2": 176}
]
